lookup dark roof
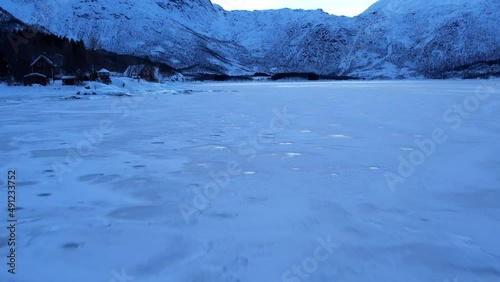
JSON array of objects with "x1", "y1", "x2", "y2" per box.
[
  {"x1": 24, "y1": 73, "x2": 47, "y2": 78},
  {"x1": 30, "y1": 55, "x2": 55, "y2": 67}
]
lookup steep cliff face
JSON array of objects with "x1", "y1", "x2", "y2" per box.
[
  {"x1": 349, "y1": 0, "x2": 500, "y2": 77},
  {"x1": 2, "y1": 0, "x2": 499, "y2": 78}
]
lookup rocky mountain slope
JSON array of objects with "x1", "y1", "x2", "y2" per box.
[{"x1": 2, "y1": 0, "x2": 499, "y2": 78}]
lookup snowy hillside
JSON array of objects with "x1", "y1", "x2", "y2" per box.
[
  {"x1": 352, "y1": 0, "x2": 500, "y2": 77},
  {"x1": 1, "y1": 0, "x2": 499, "y2": 78},
  {"x1": 0, "y1": 6, "x2": 50, "y2": 33}
]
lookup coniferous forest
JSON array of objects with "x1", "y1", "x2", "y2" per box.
[{"x1": 0, "y1": 28, "x2": 175, "y2": 83}]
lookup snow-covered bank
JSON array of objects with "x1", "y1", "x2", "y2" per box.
[
  {"x1": 0, "y1": 80, "x2": 499, "y2": 282},
  {"x1": 0, "y1": 77, "x2": 185, "y2": 99}
]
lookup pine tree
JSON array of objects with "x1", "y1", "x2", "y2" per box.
[{"x1": 0, "y1": 54, "x2": 11, "y2": 80}]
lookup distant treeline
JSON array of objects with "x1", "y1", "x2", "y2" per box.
[
  {"x1": 189, "y1": 72, "x2": 361, "y2": 82},
  {"x1": 0, "y1": 28, "x2": 175, "y2": 83},
  {"x1": 191, "y1": 74, "x2": 253, "y2": 81},
  {"x1": 270, "y1": 73, "x2": 360, "y2": 81}
]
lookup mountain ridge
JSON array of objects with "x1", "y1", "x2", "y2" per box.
[{"x1": 1, "y1": 0, "x2": 499, "y2": 78}]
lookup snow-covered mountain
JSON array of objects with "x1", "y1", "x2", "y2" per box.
[{"x1": 1, "y1": 0, "x2": 499, "y2": 78}]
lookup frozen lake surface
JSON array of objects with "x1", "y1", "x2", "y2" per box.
[{"x1": 1, "y1": 80, "x2": 500, "y2": 282}]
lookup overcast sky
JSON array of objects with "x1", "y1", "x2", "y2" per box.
[{"x1": 210, "y1": 0, "x2": 379, "y2": 17}]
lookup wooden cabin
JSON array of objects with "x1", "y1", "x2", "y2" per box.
[
  {"x1": 30, "y1": 55, "x2": 55, "y2": 80},
  {"x1": 62, "y1": 76, "x2": 77, "y2": 85},
  {"x1": 97, "y1": 69, "x2": 111, "y2": 84},
  {"x1": 23, "y1": 73, "x2": 48, "y2": 86}
]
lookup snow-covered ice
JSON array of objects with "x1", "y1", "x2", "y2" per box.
[{"x1": 1, "y1": 80, "x2": 500, "y2": 282}]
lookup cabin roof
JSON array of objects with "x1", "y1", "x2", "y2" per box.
[
  {"x1": 24, "y1": 73, "x2": 47, "y2": 78},
  {"x1": 30, "y1": 55, "x2": 55, "y2": 67}
]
